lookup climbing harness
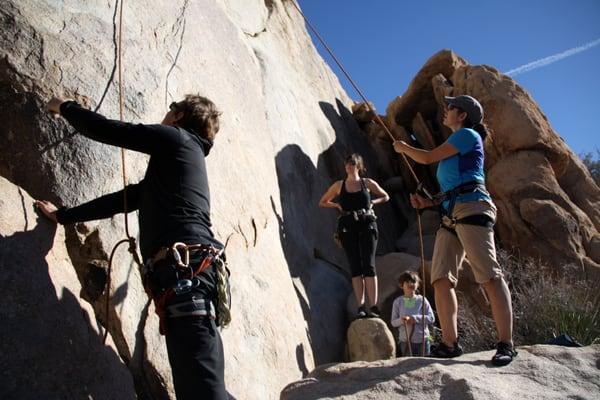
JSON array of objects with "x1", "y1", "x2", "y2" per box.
[
  {"x1": 143, "y1": 243, "x2": 232, "y2": 335},
  {"x1": 290, "y1": 1, "x2": 432, "y2": 350},
  {"x1": 339, "y1": 208, "x2": 376, "y2": 221},
  {"x1": 436, "y1": 181, "x2": 494, "y2": 234}
]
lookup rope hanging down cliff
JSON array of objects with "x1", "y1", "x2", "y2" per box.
[
  {"x1": 102, "y1": 0, "x2": 144, "y2": 345},
  {"x1": 291, "y1": 0, "x2": 430, "y2": 354}
]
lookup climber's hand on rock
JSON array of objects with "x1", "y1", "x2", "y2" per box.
[
  {"x1": 46, "y1": 97, "x2": 67, "y2": 115},
  {"x1": 34, "y1": 200, "x2": 58, "y2": 223}
]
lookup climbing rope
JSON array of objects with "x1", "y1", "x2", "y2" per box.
[
  {"x1": 291, "y1": 1, "x2": 431, "y2": 353},
  {"x1": 416, "y1": 210, "x2": 427, "y2": 354},
  {"x1": 102, "y1": 0, "x2": 144, "y2": 345},
  {"x1": 402, "y1": 316, "x2": 414, "y2": 356},
  {"x1": 290, "y1": 1, "x2": 423, "y2": 186}
]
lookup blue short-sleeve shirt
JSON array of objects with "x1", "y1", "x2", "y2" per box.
[{"x1": 436, "y1": 128, "x2": 491, "y2": 210}]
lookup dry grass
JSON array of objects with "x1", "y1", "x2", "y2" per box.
[{"x1": 456, "y1": 250, "x2": 600, "y2": 352}]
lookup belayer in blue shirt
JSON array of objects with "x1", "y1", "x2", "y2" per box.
[{"x1": 393, "y1": 95, "x2": 517, "y2": 366}]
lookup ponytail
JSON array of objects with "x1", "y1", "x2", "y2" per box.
[
  {"x1": 464, "y1": 119, "x2": 489, "y2": 141},
  {"x1": 472, "y1": 122, "x2": 488, "y2": 141}
]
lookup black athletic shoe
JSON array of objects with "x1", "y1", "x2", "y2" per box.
[
  {"x1": 431, "y1": 341, "x2": 464, "y2": 358},
  {"x1": 367, "y1": 306, "x2": 381, "y2": 318},
  {"x1": 356, "y1": 305, "x2": 367, "y2": 319},
  {"x1": 491, "y1": 342, "x2": 517, "y2": 366}
]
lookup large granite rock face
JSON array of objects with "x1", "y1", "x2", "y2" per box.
[
  {"x1": 0, "y1": 1, "x2": 398, "y2": 398},
  {"x1": 3, "y1": 0, "x2": 598, "y2": 397},
  {"x1": 0, "y1": 177, "x2": 136, "y2": 399},
  {"x1": 362, "y1": 50, "x2": 600, "y2": 277},
  {"x1": 281, "y1": 344, "x2": 600, "y2": 400}
]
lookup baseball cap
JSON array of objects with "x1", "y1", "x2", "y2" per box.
[{"x1": 444, "y1": 95, "x2": 483, "y2": 124}]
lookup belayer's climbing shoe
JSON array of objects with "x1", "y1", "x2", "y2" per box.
[
  {"x1": 356, "y1": 305, "x2": 367, "y2": 319},
  {"x1": 431, "y1": 341, "x2": 464, "y2": 358},
  {"x1": 367, "y1": 306, "x2": 381, "y2": 318},
  {"x1": 491, "y1": 342, "x2": 517, "y2": 366}
]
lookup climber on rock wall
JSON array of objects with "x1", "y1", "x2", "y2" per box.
[{"x1": 35, "y1": 94, "x2": 229, "y2": 399}]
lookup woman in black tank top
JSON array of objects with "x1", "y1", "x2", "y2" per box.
[
  {"x1": 319, "y1": 153, "x2": 390, "y2": 319},
  {"x1": 339, "y1": 176, "x2": 371, "y2": 211}
]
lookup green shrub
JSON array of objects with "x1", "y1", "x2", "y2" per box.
[{"x1": 580, "y1": 149, "x2": 600, "y2": 187}]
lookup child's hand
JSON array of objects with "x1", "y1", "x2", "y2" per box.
[{"x1": 403, "y1": 316, "x2": 416, "y2": 325}]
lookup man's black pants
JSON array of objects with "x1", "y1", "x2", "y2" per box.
[{"x1": 165, "y1": 316, "x2": 226, "y2": 400}]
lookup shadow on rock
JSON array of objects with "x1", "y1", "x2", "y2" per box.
[{"x1": 0, "y1": 213, "x2": 135, "y2": 398}]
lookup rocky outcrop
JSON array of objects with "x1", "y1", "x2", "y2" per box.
[
  {"x1": 0, "y1": 177, "x2": 136, "y2": 399},
  {"x1": 450, "y1": 62, "x2": 600, "y2": 276},
  {"x1": 359, "y1": 50, "x2": 600, "y2": 277},
  {"x1": 281, "y1": 344, "x2": 600, "y2": 400}
]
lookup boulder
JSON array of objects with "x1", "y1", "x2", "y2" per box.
[
  {"x1": 364, "y1": 50, "x2": 600, "y2": 276},
  {"x1": 451, "y1": 63, "x2": 600, "y2": 275},
  {"x1": 346, "y1": 318, "x2": 396, "y2": 362},
  {"x1": 281, "y1": 344, "x2": 600, "y2": 400}
]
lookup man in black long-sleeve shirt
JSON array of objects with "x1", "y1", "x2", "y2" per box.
[{"x1": 36, "y1": 94, "x2": 227, "y2": 400}]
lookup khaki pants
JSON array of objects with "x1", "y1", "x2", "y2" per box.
[{"x1": 431, "y1": 201, "x2": 503, "y2": 286}]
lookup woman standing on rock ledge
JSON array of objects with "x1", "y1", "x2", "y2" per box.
[
  {"x1": 319, "y1": 153, "x2": 390, "y2": 319},
  {"x1": 393, "y1": 95, "x2": 517, "y2": 366}
]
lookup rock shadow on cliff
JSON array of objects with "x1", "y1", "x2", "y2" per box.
[
  {"x1": 0, "y1": 211, "x2": 135, "y2": 399},
  {"x1": 274, "y1": 99, "x2": 400, "y2": 366}
]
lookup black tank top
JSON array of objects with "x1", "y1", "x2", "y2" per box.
[{"x1": 339, "y1": 179, "x2": 371, "y2": 211}]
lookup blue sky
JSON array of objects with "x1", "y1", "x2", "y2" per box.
[{"x1": 298, "y1": 0, "x2": 600, "y2": 156}]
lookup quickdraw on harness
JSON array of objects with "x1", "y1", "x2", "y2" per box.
[
  {"x1": 143, "y1": 243, "x2": 232, "y2": 335},
  {"x1": 435, "y1": 181, "x2": 494, "y2": 234}
]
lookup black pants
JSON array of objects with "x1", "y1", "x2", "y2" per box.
[
  {"x1": 339, "y1": 221, "x2": 378, "y2": 277},
  {"x1": 165, "y1": 316, "x2": 226, "y2": 400}
]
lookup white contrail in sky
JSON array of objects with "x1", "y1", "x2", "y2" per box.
[{"x1": 504, "y1": 37, "x2": 600, "y2": 77}]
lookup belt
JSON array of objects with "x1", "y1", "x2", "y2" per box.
[
  {"x1": 441, "y1": 213, "x2": 495, "y2": 234},
  {"x1": 339, "y1": 208, "x2": 375, "y2": 221}
]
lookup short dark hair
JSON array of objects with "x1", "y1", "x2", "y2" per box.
[
  {"x1": 172, "y1": 94, "x2": 221, "y2": 140},
  {"x1": 345, "y1": 153, "x2": 366, "y2": 175},
  {"x1": 398, "y1": 271, "x2": 420, "y2": 286}
]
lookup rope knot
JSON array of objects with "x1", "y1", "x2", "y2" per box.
[{"x1": 127, "y1": 237, "x2": 137, "y2": 253}]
